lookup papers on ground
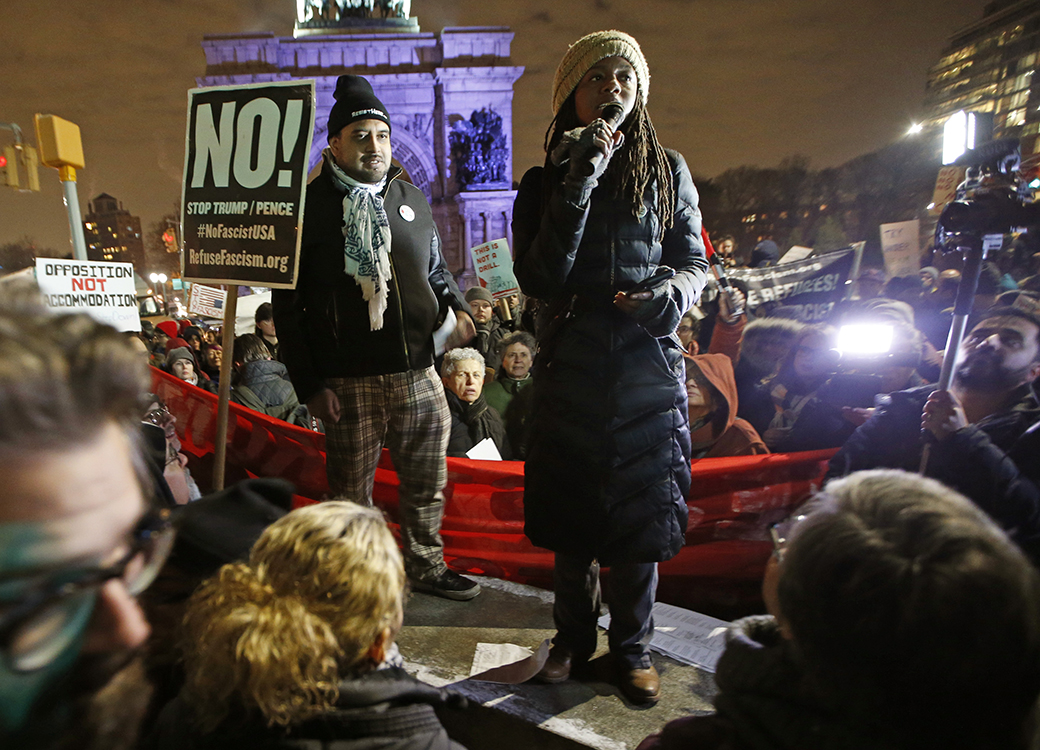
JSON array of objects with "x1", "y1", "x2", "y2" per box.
[{"x1": 598, "y1": 601, "x2": 730, "y2": 673}]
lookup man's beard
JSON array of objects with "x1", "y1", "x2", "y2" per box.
[
  {"x1": 59, "y1": 654, "x2": 153, "y2": 750},
  {"x1": 954, "y1": 349, "x2": 1032, "y2": 392},
  {"x1": 15, "y1": 651, "x2": 153, "y2": 750}
]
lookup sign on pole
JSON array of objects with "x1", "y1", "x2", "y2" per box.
[
  {"x1": 726, "y1": 247, "x2": 858, "y2": 322},
  {"x1": 35, "y1": 258, "x2": 140, "y2": 331},
  {"x1": 879, "y1": 220, "x2": 921, "y2": 279},
  {"x1": 469, "y1": 238, "x2": 519, "y2": 298},
  {"x1": 180, "y1": 80, "x2": 315, "y2": 490},
  {"x1": 180, "y1": 80, "x2": 315, "y2": 288}
]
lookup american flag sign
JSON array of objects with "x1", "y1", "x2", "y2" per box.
[{"x1": 189, "y1": 284, "x2": 227, "y2": 319}]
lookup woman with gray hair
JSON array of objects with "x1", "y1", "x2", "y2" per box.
[{"x1": 440, "y1": 348, "x2": 511, "y2": 460}]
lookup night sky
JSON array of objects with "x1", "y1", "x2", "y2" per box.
[{"x1": 1, "y1": 0, "x2": 987, "y2": 256}]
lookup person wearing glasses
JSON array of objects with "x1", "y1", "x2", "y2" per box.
[
  {"x1": 639, "y1": 469, "x2": 1040, "y2": 750},
  {"x1": 0, "y1": 302, "x2": 174, "y2": 749}
]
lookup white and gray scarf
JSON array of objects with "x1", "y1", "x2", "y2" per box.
[{"x1": 324, "y1": 147, "x2": 393, "y2": 331}]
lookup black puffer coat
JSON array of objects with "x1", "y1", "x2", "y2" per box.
[{"x1": 512, "y1": 151, "x2": 708, "y2": 564}]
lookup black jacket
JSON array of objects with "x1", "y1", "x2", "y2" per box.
[
  {"x1": 273, "y1": 162, "x2": 467, "y2": 404},
  {"x1": 512, "y1": 151, "x2": 708, "y2": 564},
  {"x1": 147, "y1": 667, "x2": 467, "y2": 750},
  {"x1": 827, "y1": 383, "x2": 1040, "y2": 564},
  {"x1": 445, "y1": 390, "x2": 512, "y2": 460}
]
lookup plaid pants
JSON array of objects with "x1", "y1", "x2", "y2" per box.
[{"x1": 325, "y1": 366, "x2": 450, "y2": 581}]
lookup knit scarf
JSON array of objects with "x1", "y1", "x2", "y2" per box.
[{"x1": 324, "y1": 148, "x2": 393, "y2": 331}]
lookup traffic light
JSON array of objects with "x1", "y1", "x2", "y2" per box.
[
  {"x1": 1, "y1": 146, "x2": 19, "y2": 189},
  {"x1": 22, "y1": 146, "x2": 39, "y2": 192},
  {"x1": 162, "y1": 228, "x2": 178, "y2": 253}
]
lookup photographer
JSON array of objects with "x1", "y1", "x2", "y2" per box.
[
  {"x1": 828, "y1": 307, "x2": 1040, "y2": 564},
  {"x1": 760, "y1": 325, "x2": 843, "y2": 452}
]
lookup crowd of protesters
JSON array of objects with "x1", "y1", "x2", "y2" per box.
[{"x1": 7, "y1": 27, "x2": 1040, "y2": 750}]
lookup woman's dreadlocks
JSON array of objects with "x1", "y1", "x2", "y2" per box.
[{"x1": 541, "y1": 93, "x2": 675, "y2": 239}]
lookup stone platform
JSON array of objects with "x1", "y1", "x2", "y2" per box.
[{"x1": 397, "y1": 577, "x2": 720, "y2": 750}]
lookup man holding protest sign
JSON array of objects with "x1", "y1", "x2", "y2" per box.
[{"x1": 273, "y1": 75, "x2": 480, "y2": 601}]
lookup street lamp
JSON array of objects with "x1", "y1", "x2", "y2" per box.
[{"x1": 149, "y1": 272, "x2": 169, "y2": 314}]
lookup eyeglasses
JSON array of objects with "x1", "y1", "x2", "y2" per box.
[
  {"x1": 0, "y1": 508, "x2": 175, "y2": 673},
  {"x1": 769, "y1": 513, "x2": 807, "y2": 563}
]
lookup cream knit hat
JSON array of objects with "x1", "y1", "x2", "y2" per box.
[{"x1": 551, "y1": 30, "x2": 650, "y2": 116}]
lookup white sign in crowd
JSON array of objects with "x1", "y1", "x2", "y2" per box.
[
  {"x1": 469, "y1": 238, "x2": 519, "y2": 299},
  {"x1": 35, "y1": 258, "x2": 140, "y2": 332}
]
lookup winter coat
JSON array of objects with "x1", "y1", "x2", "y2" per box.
[
  {"x1": 231, "y1": 359, "x2": 309, "y2": 427},
  {"x1": 484, "y1": 375, "x2": 534, "y2": 459},
  {"x1": 484, "y1": 374, "x2": 532, "y2": 416},
  {"x1": 272, "y1": 163, "x2": 468, "y2": 404},
  {"x1": 687, "y1": 354, "x2": 768, "y2": 459},
  {"x1": 146, "y1": 667, "x2": 467, "y2": 750},
  {"x1": 445, "y1": 391, "x2": 512, "y2": 460},
  {"x1": 512, "y1": 151, "x2": 709, "y2": 564},
  {"x1": 827, "y1": 383, "x2": 1040, "y2": 564},
  {"x1": 472, "y1": 316, "x2": 507, "y2": 364},
  {"x1": 636, "y1": 617, "x2": 884, "y2": 750}
]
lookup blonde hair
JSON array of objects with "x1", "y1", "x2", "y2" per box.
[{"x1": 180, "y1": 501, "x2": 406, "y2": 730}]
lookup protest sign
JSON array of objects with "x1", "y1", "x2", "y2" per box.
[
  {"x1": 469, "y1": 238, "x2": 519, "y2": 298},
  {"x1": 880, "y1": 220, "x2": 921, "y2": 278},
  {"x1": 780, "y1": 245, "x2": 814, "y2": 263},
  {"x1": 726, "y1": 247, "x2": 857, "y2": 322},
  {"x1": 930, "y1": 166, "x2": 966, "y2": 216},
  {"x1": 35, "y1": 258, "x2": 140, "y2": 332},
  {"x1": 188, "y1": 283, "x2": 228, "y2": 319},
  {"x1": 181, "y1": 80, "x2": 315, "y2": 288}
]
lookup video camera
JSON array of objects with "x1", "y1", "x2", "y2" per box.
[
  {"x1": 817, "y1": 321, "x2": 922, "y2": 408},
  {"x1": 936, "y1": 138, "x2": 1040, "y2": 253}
]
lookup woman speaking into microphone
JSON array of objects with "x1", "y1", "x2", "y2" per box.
[{"x1": 512, "y1": 30, "x2": 708, "y2": 704}]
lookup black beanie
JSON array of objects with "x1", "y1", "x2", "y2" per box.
[{"x1": 327, "y1": 75, "x2": 391, "y2": 140}]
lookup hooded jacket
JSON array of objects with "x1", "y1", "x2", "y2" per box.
[
  {"x1": 636, "y1": 617, "x2": 890, "y2": 750},
  {"x1": 687, "y1": 353, "x2": 768, "y2": 459},
  {"x1": 231, "y1": 359, "x2": 309, "y2": 426},
  {"x1": 273, "y1": 162, "x2": 468, "y2": 404}
]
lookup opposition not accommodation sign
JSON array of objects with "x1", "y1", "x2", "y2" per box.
[
  {"x1": 181, "y1": 80, "x2": 315, "y2": 288},
  {"x1": 36, "y1": 258, "x2": 140, "y2": 332}
]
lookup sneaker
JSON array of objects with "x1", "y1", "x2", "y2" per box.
[{"x1": 411, "y1": 569, "x2": 480, "y2": 601}]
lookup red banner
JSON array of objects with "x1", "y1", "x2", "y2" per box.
[{"x1": 152, "y1": 368, "x2": 834, "y2": 613}]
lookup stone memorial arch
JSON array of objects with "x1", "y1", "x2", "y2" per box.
[{"x1": 198, "y1": 2, "x2": 523, "y2": 285}]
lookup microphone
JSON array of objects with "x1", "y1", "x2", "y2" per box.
[{"x1": 577, "y1": 103, "x2": 625, "y2": 177}]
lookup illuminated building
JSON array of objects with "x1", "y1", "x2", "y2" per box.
[
  {"x1": 924, "y1": 0, "x2": 1040, "y2": 154},
  {"x1": 83, "y1": 193, "x2": 146, "y2": 269}
]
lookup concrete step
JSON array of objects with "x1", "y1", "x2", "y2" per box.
[{"x1": 398, "y1": 577, "x2": 720, "y2": 750}]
